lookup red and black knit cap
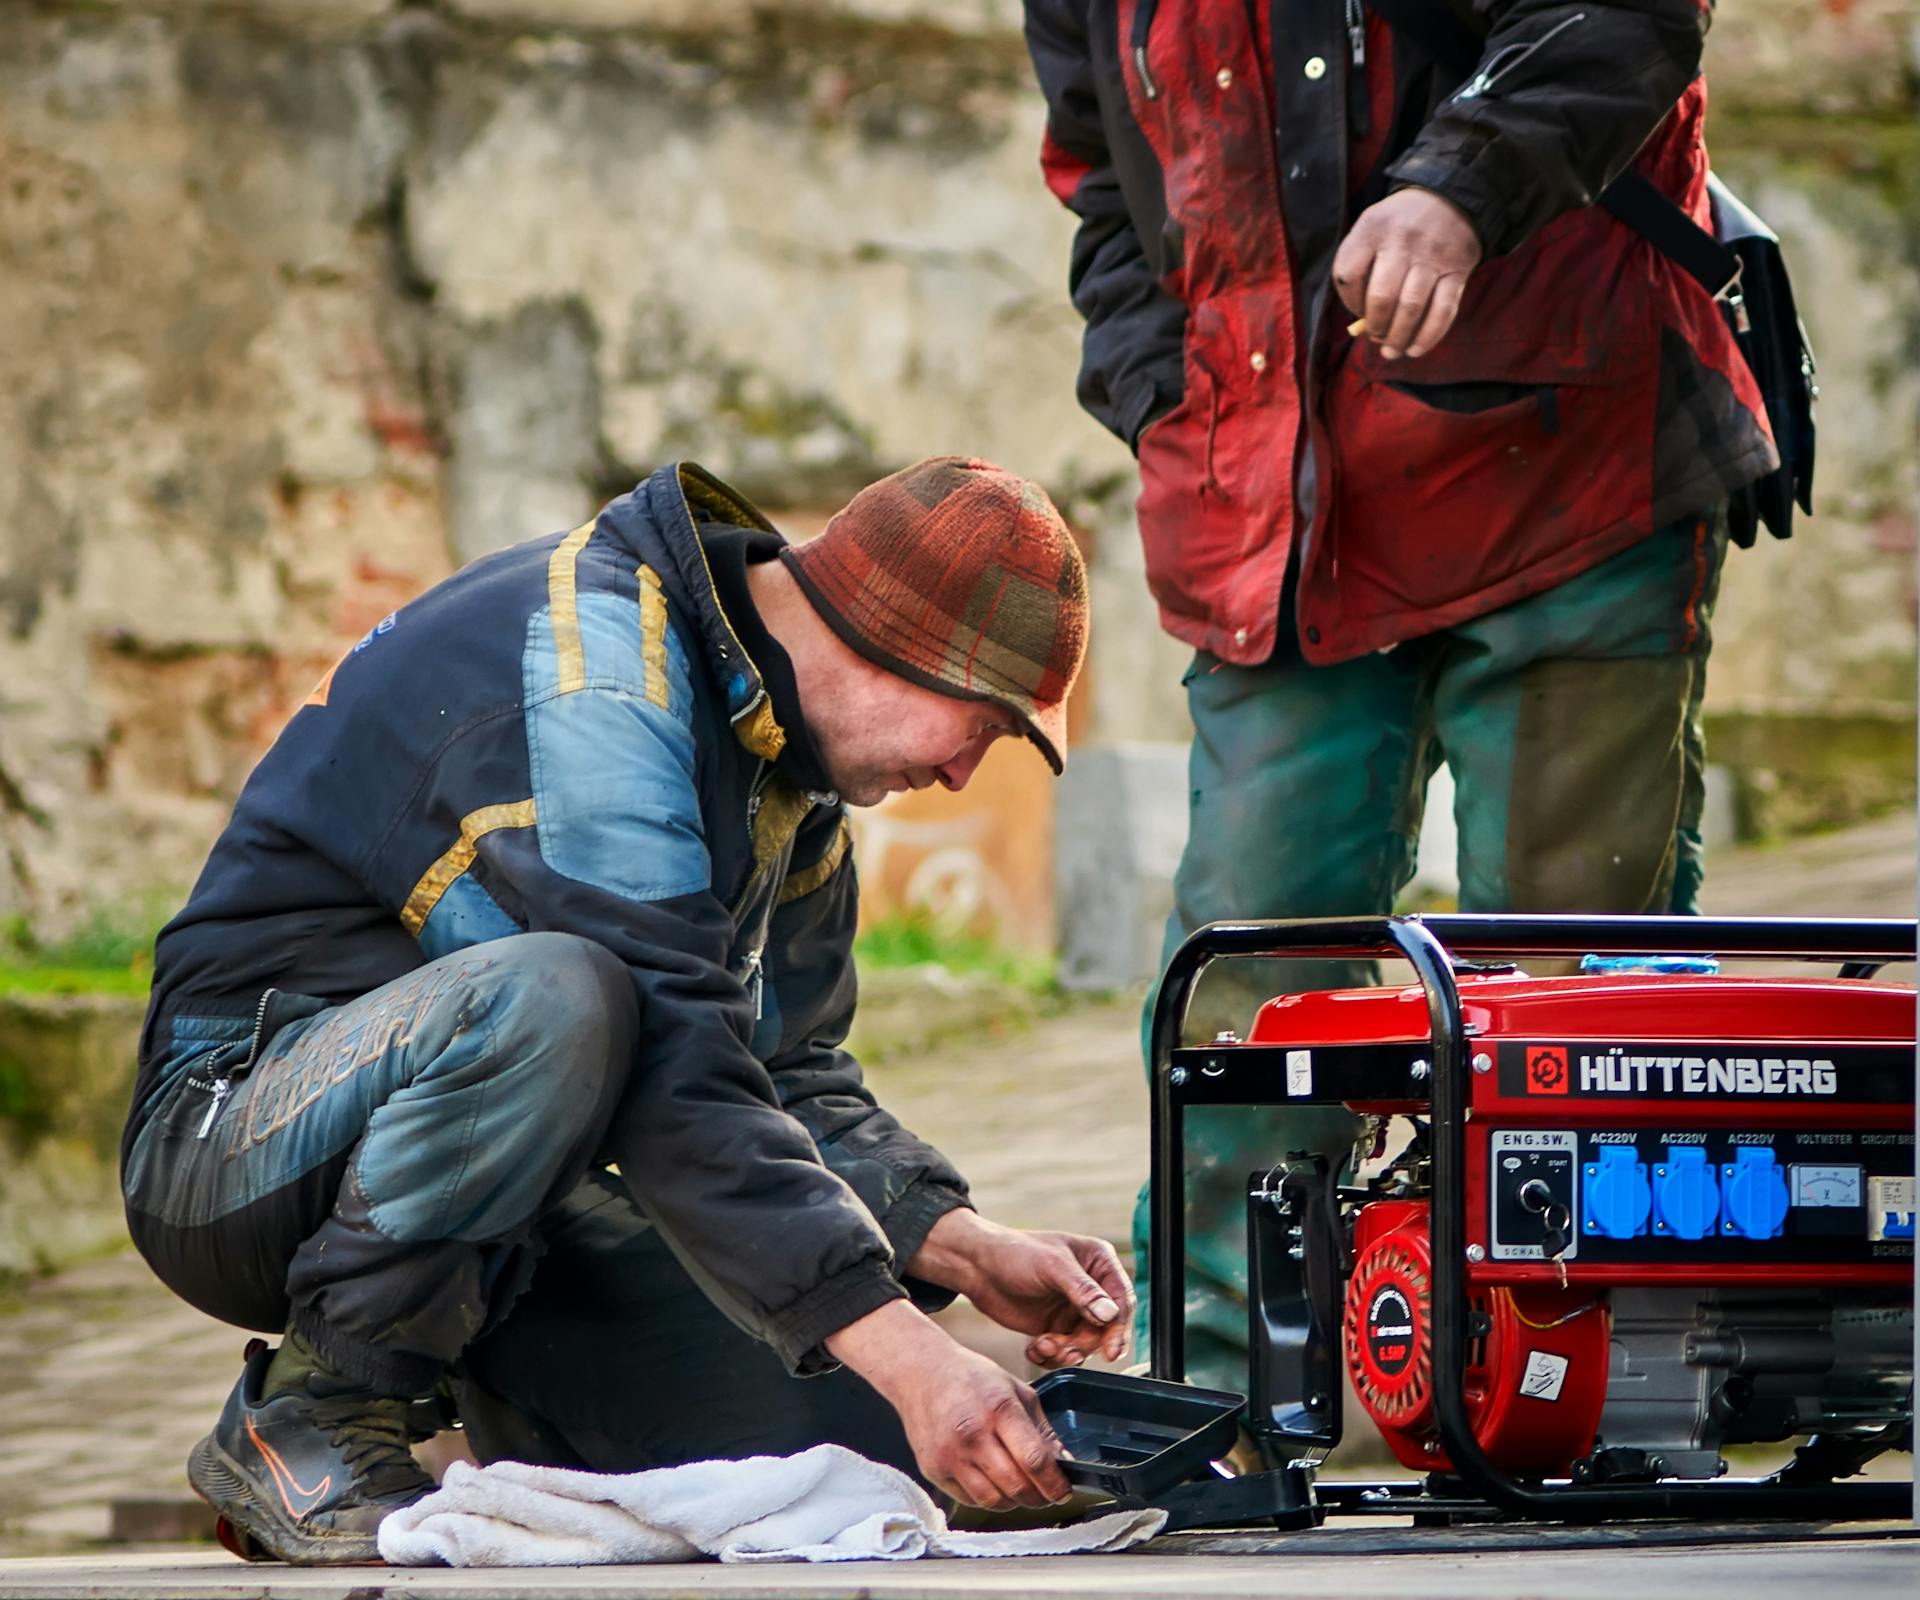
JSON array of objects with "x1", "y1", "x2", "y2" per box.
[{"x1": 779, "y1": 457, "x2": 1089, "y2": 774}]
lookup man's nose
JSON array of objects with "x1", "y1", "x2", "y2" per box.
[{"x1": 937, "y1": 740, "x2": 991, "y2": 792}]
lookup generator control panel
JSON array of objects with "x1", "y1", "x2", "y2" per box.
[{"x1": 1486, "y1": 1127, "x2": 1915, "y2": 1266}]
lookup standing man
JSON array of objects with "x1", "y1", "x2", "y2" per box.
[
  {"x1": 1024, "y1": 0, "x2": 1776, "y2": 1388},
  {"x1": 124, "y1": 457, "x2": 1128, "y2": 1564}
]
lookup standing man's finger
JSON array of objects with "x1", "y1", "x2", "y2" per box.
[
  {"x1": 1380, "y1": 266, "x2": 1436, "y2": 359},
  {"x1": 1331, "y1": 229, "x2": 1377, "y2": 318},
  {"x1": 1362, "y1": 250, "x2": 1408, "y2": 346},
  {"x1": 1406, "y1": 273, "x2": 1469, "y2": 359}
]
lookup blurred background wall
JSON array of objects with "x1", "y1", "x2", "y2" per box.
[{"x1": 0, "y1": 0, "x2": 1913, "y2": 961}]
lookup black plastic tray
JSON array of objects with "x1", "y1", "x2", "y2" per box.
[{"x1": 1034, "y1": 1368, "x2": 1246, "y2": 1500}]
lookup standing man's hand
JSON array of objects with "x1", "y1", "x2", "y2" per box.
[
  {"x1": 907, "y1": 1210, "x2": 1133, "y2": 1368},
  {"x1": 1333, "y1": 187, "x2": 1483, "y2": 361},
  {"x1": 825, "y1": 1301, "x2": 1072, "y2": 1510}
]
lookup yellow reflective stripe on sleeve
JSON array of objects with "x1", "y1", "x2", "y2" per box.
[
  {"x1": 778, "y1": 820, "x2": 851, "y2": 904},
  {"x1": 637, "y1": 564, "x2": 671, "y2": 711},
  {"x1": 547, "y1": 521, "x2": 596, "y2": 694},
  {"x1": 400, "y1": 799, "x2": 538, "y2": 935}
]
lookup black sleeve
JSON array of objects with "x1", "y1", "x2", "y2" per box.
[
  {"x1": 446, "y1": 699, "x2": 906, "y2": 1379},
  {"x1": 1025, "y1": 0, "x2": 1190, "y2": 448},
  {"x1": 762, "y1": 813, "x2": 974, "y2": 1313},
  {"x1": 1385, "y1": 0, "x2": 1711, "y2": 257}
]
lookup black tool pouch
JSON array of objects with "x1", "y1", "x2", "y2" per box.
[{"x1": 1706, "y1": 179, "x2": 1817, "y2": 547}]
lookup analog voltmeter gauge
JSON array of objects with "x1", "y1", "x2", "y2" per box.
[{"x1": 1790, "y1": 1164, "x2": 1864, "y2": 1209}]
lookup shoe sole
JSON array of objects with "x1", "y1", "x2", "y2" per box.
[{"x1": 187, "y1": 1432, "x2": 384, "y2": 1566}]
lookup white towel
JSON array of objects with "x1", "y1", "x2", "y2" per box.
[{"x1": 376, "y1": 1444, "x2": 1166, "y2": 1566}]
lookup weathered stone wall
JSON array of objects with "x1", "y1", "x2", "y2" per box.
[
  {"x1": 0, "y1": 993, "x2": 143, "y2": 1278},
  {"x1": 0, "y1": 0, "x2": 1912, "y2": 942}
]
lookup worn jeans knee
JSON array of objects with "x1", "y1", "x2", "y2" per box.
[
  {"x1": 127, "y1": 934, "x2": 640, "y2": 1394},
  {"x1": 342, "y1": 933, "x2": 637, "y2": 1247}
]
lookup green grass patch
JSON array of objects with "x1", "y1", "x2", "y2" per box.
[
  {"x1": 0, "y1": 904, "x2": 169, "y2": 999},
  {"x1": 854, "y1": 909, "x2": 1057, "y2": 993},
  {"x1": 0, "y1": 964, "x2": 153, "y2": 997}
]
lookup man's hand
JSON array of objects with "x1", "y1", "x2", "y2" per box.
[
  {"x1": 1333, "y1": 187, "x2": 1483, "y2": 361},
  {"x1": 826, "y1": 1300, "x2": 1072, "y2": 1510},
  {"x1": 908, "y1": 1210, "x2": 1133, "y2": 1368}
]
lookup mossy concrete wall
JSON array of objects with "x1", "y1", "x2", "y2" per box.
[{"x1": 0, "y1": 995, "x2": 144, "y2": 1280}]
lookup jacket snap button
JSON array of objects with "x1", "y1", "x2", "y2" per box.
[
  {"x1": 1304, "y1": 55, "x2": 1327, "y2": 79},
  {"x1": 1216, "y1": 67, "x2": 1233, "y2": 88},
  {"x1": 1234, "y1": 627, "x2": 1249, "y2": 646},
  {"x1": 1306, "y1": 625, "x2": 1322, "y2": 644},
  {"x1": 1249, "y1": 351, "x2": 1267, "y2": 372}
]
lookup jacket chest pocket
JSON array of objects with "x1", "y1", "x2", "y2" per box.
[{"x1": 1324, "y1": 327, "x2": 1660, "y2": 615}]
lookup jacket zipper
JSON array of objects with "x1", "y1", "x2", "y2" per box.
[
  {"x1": 1131, "y1": 0, "x2": 1162, "y2": 99},
  {"x1": 195, "y1": 987, "x2": 278, "y2": 1140},
  {"x1": 1455, "y1": 12, "x2": 1586, "y2": 102},
  {"x1": 1346, "y1": 0, "x2": 1370, "y2": 137},
  {"x1": 735, "y1": 784, "x2": 840, "y2": 1022}
]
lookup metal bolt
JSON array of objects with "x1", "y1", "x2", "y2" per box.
[
  {"x1": 1472, "y1": 1051, "x2": 1492, "y2": 1074},
  {"x1": 1465, "y1": 1244, "x2": 1486, "y2": 1263},
  {"x1": 1306, "y1": 1392, "x2": 1326, "y2": 1411},
  {"x1": 1409, "y1": 1059, "x2": 1431, "y2": 1081},
  {"x1": 1169, "y1": 1066, "x2": 1189, "y2": 1087},
  {"x1": 1423, "y1": 1439, "x2": 1439, "y2": 1455}
]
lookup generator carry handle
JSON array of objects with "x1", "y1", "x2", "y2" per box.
[{"x1": 1146, "y1": 913, "x2": 1917, "y2": 1523}]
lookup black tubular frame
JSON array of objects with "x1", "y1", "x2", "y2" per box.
[{"x1": 1147, "y1": 913, "x2": 1917, "y2": 1522}]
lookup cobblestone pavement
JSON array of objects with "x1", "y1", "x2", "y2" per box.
[{"x1": 0, "y1": 816, "x2": 1910, "y2": 1554}]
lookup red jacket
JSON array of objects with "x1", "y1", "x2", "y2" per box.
[{"x1": 1026, "y1": 0, "x2": 1776, "y2": 666}]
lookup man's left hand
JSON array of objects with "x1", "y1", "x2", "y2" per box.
[
  {"x1": 1332, "y1": 187, "x2": 1483, "y2": 361},
  {"x1": 908, "y1": 1210, "x2": 1133, "y2": 1368}
]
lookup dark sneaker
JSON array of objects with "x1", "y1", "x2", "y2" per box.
[{"x1": 187, "y1": 1339, "x2": 434, "y2": 1565}]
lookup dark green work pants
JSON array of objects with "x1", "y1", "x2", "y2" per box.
[{"x1": 1138, "y1": 509, "x2": 1729, "y2": 1391}]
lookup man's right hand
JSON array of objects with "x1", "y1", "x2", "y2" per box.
[{"x1": 826, "y1": 1299, "x2": 1072, "y2": 1511}]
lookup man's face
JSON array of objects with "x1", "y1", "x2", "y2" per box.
[{"x1": 813, "y1": 672, "x2": 1023, "y2": 808}]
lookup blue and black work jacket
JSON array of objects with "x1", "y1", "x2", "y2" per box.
[{"x1": 128, "y1": 463, "x2": 972, "y2": 1372}]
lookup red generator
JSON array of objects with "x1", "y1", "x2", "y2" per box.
[{"x1": 1147, "y1": 915, "x2": 1915, "y2": 1526}]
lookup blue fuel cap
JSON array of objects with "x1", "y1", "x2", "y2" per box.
[
  {"x1": 1583, "y1": 1145, "x2": 1651, "y2": 1239},
  {"x1": 1722, "y1": 1147, "x2": 1789, "y2": 1239},
  {"x1": 1653, "y1": 1145, "x2": 1720, "y2": 1240},
  {"x1": 1580, "y1": 954, "x2": 1721, "y2": 975}
]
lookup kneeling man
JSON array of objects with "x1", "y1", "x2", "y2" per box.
[{"x1": 123, "y1": 457, "x2": 1125, "y2": 1563}]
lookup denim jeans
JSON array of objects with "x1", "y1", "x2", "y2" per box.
[{"x1": 125, "y1": 933, "x2": 638, "y2": 1397}]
